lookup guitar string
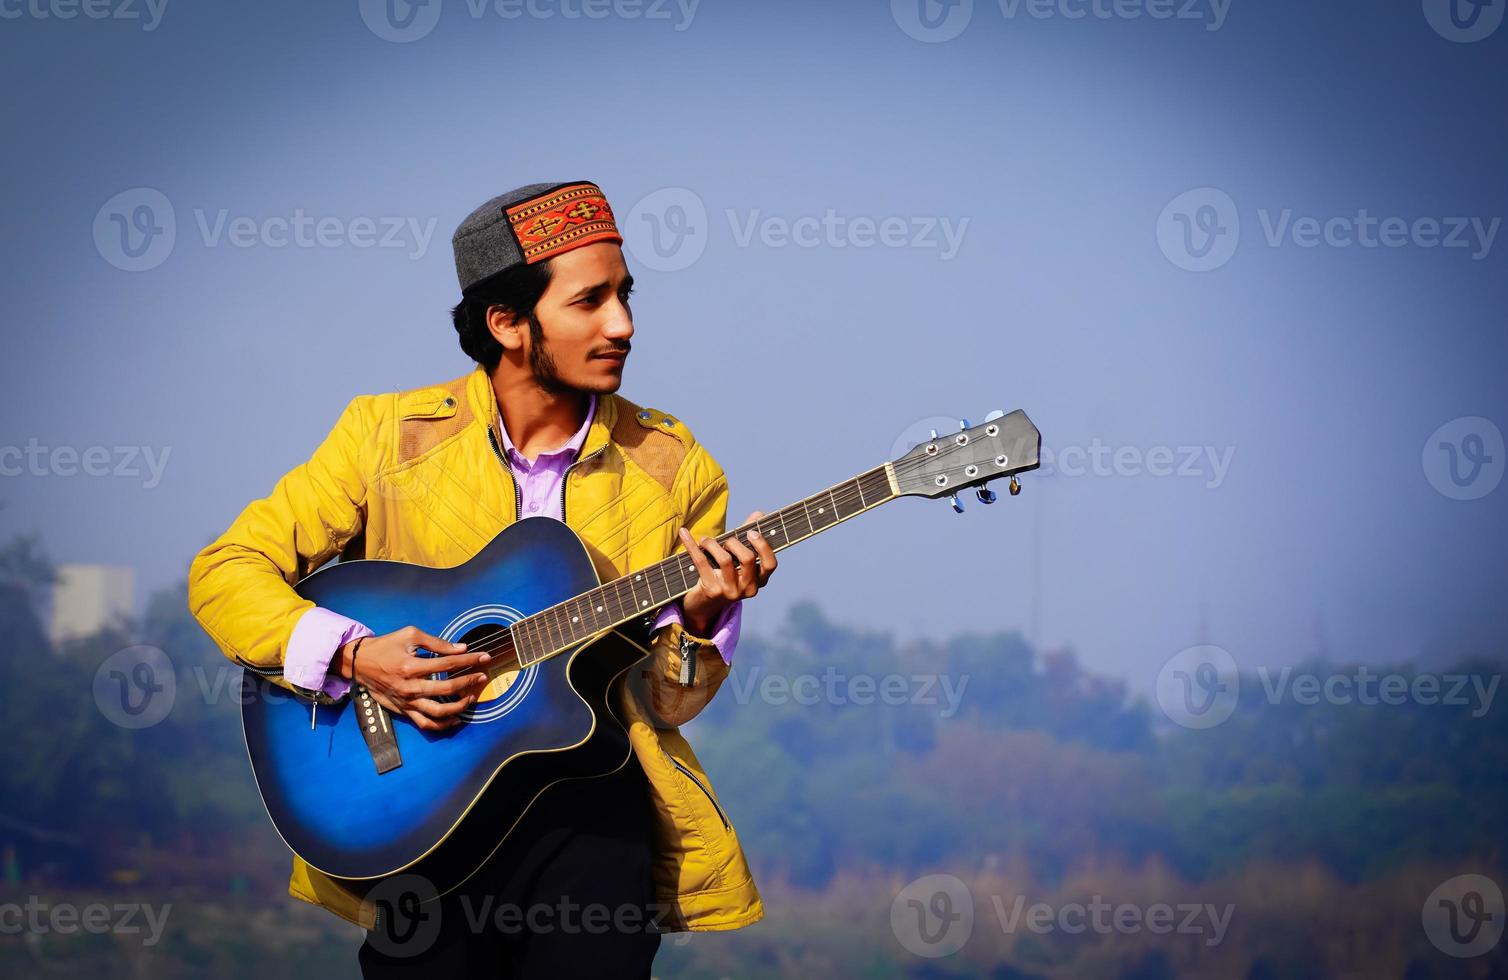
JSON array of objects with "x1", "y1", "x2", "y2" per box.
[
  {"x1": 452, "y1": 468, "x2": 895, "y2": 663},
  {"x1": 431, "y1": 438, "x2": 1021, "y2": 668},
  {"x1": 439, "y1": 442, "x2": 1014, "y2": 667}
]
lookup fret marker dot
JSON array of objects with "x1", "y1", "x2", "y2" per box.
[
  {"x1": 596, "y1": 605, "x2": 603, "y2": 612},
  {"x1": 571, "y1": 616, "x2": 579, "y2": 623},
  {"x1": 818, "y1": 507, "x2": 824, "y2": 513},
  {"x1": 635, "y1": 574, "x2": 642, "y2": 580},
  {"x1": 641, "y1": 599, "x2": 648, "y2": 606}
]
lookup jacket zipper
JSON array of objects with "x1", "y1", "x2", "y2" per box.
[
  {"x1": 490, "y1": 409, "x2": 719, "y2": 830},
  {"x1": 488, "y1": 423, "x2": 524, "y2": 519},
  {"x1": 237, "y1": 655, "x2": 339, "y2": 705},
  {"x1": 667, "y1": 753, "x2": 729, "y2": 830},
  {"x1": 489, "y1": 420, "x2": 607, "y2": 526},
  {"x1": 558, "y1": 445, "x2": 607, "y2": 524}
]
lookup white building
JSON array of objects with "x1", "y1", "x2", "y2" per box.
[{"x1": 49, "y1": 564, "x2": 134, "y2": 645}]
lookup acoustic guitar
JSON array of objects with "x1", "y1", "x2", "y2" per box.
[{"x1": 241, "y1": 408, "x2": 1041, "y2": 904}]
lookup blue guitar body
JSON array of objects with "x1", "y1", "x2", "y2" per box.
[{"x1": 241, "y1": 517, "x2": 648, "y2": 899}]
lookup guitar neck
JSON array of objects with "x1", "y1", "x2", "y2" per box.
[{"x1": 511, "y1": 463, "x2": 899, "y2": 666}]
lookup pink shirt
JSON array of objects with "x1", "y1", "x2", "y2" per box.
[{"x1": 284, "y1": 393, "x2": 741, "y2": 700}]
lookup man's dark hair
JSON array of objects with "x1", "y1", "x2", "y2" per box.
[{"x1": 450, "y1": 259, "x2": 554, "y2": 371}]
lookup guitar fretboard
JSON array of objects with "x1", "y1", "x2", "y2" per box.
[{"x1": 509, "y1": 464, "x2": 898, "y2": 666}]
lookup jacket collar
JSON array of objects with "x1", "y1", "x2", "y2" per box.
[{"x1": 465, "y1": 365, "x2": 617, "y2": 463}]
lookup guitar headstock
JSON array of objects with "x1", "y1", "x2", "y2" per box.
[{"x1": 889, "y1": 410, "x2": 1041, "y2": 507}]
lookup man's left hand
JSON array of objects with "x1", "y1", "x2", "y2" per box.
[{"x1": 678, "y1": 510, "x2": 777, "y2": 636}]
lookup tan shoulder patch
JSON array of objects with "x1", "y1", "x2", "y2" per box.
[
  {"x1": 397, "y1": 374, "x2": 473, "y2": 464},
  {"x1": 612, "y1": 396, "x2": 689, "y2": 492}
]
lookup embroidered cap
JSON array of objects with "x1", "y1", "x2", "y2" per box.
[{"x1": 452, "y1": 180, "x2": 622, "y2": 293}]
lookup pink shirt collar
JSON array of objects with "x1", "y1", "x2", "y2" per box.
[{"x1": 496, "y1": 393, "x2": 597, "y2": 469}]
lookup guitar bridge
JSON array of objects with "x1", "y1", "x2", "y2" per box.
[{"x1": 354, "y1": 684, "x2": 402, "y2": 774}]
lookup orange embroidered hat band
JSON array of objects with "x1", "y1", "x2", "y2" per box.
[{"x1": 452, "y1": 180, "x2": 623, "y2": 293}]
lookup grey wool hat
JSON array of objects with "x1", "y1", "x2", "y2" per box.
[{"x1": 451, "y1": 180, "x2": 622, "y2": 293}]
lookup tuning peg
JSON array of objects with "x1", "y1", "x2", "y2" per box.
[
  {"x1": 976, "y1": 486, "x2": 997, "y2": 505},
  {"x1": 928, "y1": 428, "x2": 938, "y2": 440},
  {"x1": 1009, "y1": 476, "x2": 1022, "y2": 496},
  {"x1": 947, "y1": 494, "x2": 964, "y2": 514},
  {"x1": 958, "y1": 418, "x2": 971, "y2": 430},
  {"x1": 984, "y1": 409, "x2": 1005, "y2": 422}
]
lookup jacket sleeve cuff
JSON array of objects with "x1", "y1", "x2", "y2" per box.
[
  {"x1": 285, "y1": 607, "x2": 373, "y2": 701},
  {"x1": 651, "y1": 598, "x2": 742, "y2": 666}
]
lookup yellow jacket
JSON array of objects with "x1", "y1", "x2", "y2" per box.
[{"x1": 187, "y1": 365, "x2": 763, "y2": 932}]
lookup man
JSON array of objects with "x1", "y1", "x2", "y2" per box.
[{"x1": 187, "y1": 180, "x2": 774, "y2": 977}]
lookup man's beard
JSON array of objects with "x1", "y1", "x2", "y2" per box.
[{"x1": 525, "y1": 312, "x2": 574, "y2": 396}]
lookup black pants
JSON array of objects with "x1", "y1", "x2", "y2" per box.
[{"x1": 357, "y1": 760, "x2": 662, "y2": 979}]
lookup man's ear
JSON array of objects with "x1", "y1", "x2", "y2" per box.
[{"x1": 486, "y1": 305, "x2": 527, "y2": 352}]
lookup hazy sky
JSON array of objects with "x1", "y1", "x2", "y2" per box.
[{"x1": 2, "y1": 0, "x2": 1504, "y2": 693}]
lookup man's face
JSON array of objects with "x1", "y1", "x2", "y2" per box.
[{"x1": 515, "y1": 242, "x2": 635, "y2": 396}]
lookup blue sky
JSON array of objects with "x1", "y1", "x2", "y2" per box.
[{"x1": 2, "y1": 0, "x2": 1504, "y2": 692}]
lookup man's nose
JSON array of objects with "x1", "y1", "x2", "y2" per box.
[{"x1": 602, "y1": 306, "x2": 634, "y2": 340}]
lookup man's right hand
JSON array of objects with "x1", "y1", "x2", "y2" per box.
[{"x1": 337, "y1": 626, "x2": 492, "y2": 732}]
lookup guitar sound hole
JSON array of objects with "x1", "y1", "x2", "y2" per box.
[{"x1": 450, "y1": 621, "x2": 524, "y2": 706}]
